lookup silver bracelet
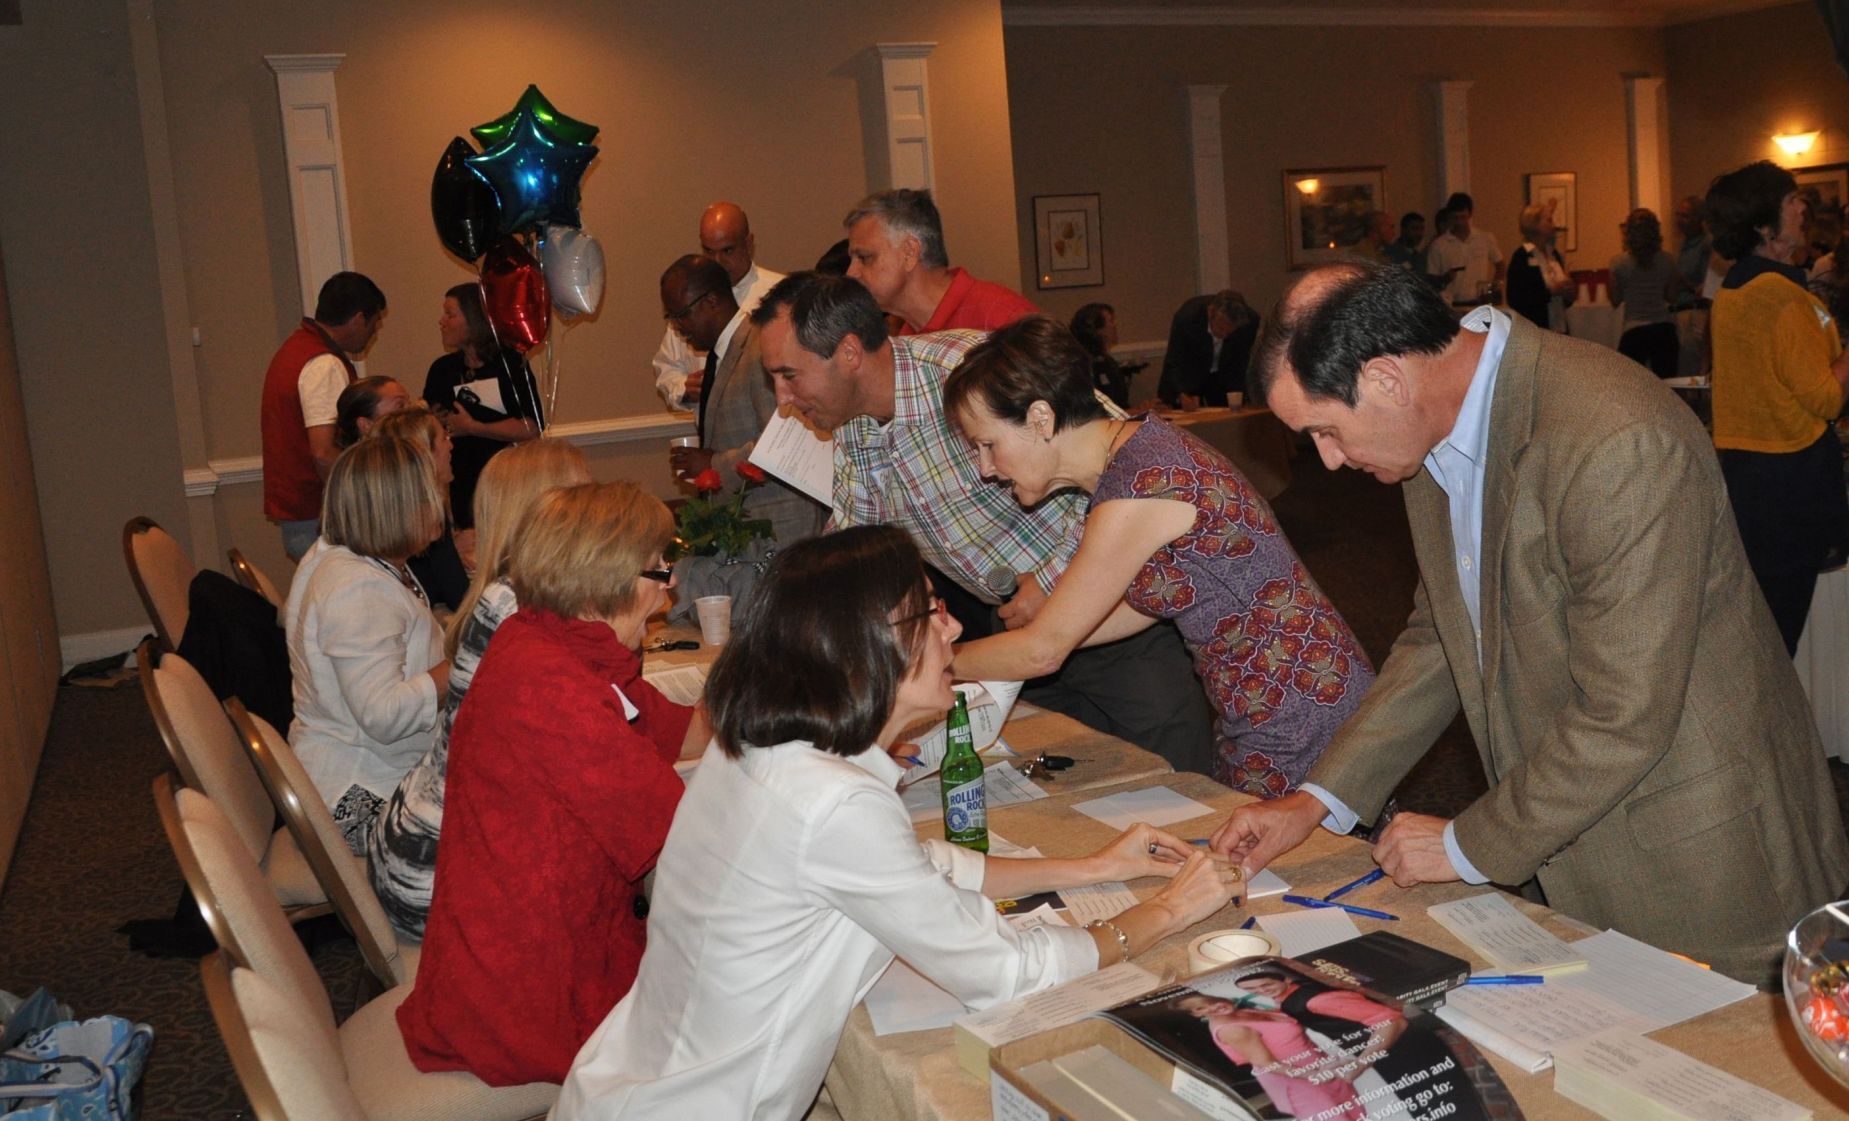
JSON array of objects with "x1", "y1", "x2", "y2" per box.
[{"x1": 1085, "y1": 918, "x2": 1131, "y2": 964}]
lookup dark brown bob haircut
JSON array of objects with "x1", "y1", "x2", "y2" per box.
[
  {"x1": 942, "y1": 315, "x2": 1108, "y2": 434},
  {"x1": 707, "y1": 525, "x2": 934, "y2": 759}
]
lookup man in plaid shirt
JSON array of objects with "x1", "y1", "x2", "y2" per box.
[{"x1": 751, "y1": 272, "x2": 1213, "y2": 768}]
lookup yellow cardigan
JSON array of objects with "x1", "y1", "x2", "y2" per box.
[{"x1": 1711, "y1": 272, "x2": 1843, "y2": 453}]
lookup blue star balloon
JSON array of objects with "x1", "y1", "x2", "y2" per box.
[{"x1": 465, "y1": 109, "x2": 598, "y2": 234}]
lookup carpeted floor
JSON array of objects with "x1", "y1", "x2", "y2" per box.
[{"x1": 1, "y1": 452, "x2": 1843, "y2": 1118}]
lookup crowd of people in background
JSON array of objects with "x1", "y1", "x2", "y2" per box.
[{"x1": 245, "y1": 165, "x2": 1849, "y2": 1117}]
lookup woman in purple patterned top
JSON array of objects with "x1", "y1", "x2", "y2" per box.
[{"x1": 947, "y1": 318, "x2": 1373, "y2": 796}]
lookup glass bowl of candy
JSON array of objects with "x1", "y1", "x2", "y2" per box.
[{"x1": 1786, "y1": 900, "x2": 1849, "y2": 1085}]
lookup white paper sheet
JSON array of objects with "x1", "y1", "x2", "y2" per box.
[
  {"x1": 1552, "y1": 1028, "x2": 1811, "y2": 1121},
  {"x1": 863, "y1": 959, "x2": 968, "y2": 1036},
  {"x1": 1433, "y1": 1004, "x2": 1555, "y2": 1073},
  {"x1": 1427, "y1": 891, "x2": 1587, "y2": 974},
  {"x1": 1058, "y1": 881, "x2": 1139, "y2": 924},
  {"x1": 747, "y1": 409, "x2": 834, "y2": 504},
  {"x1": 1442, "y1": 980, "x2": 1647, "y2": 1060},
  {"x1": 1256, "y1": 908, "x2": 1361, "y2": 956},
  {"x1": 1005, "y1": 904, "x2": 1070, "y2": 933},
  {"x1": 640, "y1": 663, "x2": 708, "y2": 706},
  {"x1": 1559, "y1": 929, "x2": 1755, "y2": 1025},
  {"x1": 895, "y1": 681, "x2": 1024, "y2": 780},
  {"x1": 903, "y1": 761, "x2": 1048, "y2": 822},
  {"x1": 987, "y1": 833, "x2": 1043, "y2": 859},
  {"x1": 1071, "y1": 787, "x2": 1216, "y2": 832},
  {"x1": 1245, "y1": 867, "x2": 1290, "y2": 899}
]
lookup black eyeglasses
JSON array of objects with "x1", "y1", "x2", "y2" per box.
[
  {"x1": 663, "y1": 290, "x2": 716, "y2": 323},
  {"x1": 894, "y1": 595, "x2": 947, "y2": 626},
  {"x1": 640, "y1": 569, "x2": 674, "y2": 584}
]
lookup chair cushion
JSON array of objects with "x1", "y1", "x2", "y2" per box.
[
  {"x1": 340, "y1": 984, "x2": 558, "y2": 1121},
  {"x1": 231, "y1": 966, "x2": 367, "y2": 1119},
  {"x1": 259, "y1": 827, "x2": 329, "y2": 908}
]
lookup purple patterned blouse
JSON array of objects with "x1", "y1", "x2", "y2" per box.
[{"x1": 1092, "y1": 417, "x2": 1374, "y2": 796}]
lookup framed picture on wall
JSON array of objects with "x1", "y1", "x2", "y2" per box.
[
  {"x1": 1032, "y1": 194, "x2": 1103, "y2": 289},
  {"x1": 1524, "y1": 172, "x2": 1578, "y2": 252},
  {"x1": 1282, "y1": 167, "x2": 1386, "y2": 269},
  {"x1": 1795, "y1": 163, "x2": 1849, "y2": 211}
]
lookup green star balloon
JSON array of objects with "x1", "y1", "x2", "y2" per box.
[{"x1": 471, "y1": 85, "x2": 599, "y2": 150}]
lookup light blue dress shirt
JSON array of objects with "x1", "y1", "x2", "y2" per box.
[{"x1": 1301, "y1": 307, "x2": 1510, "y2": 884}]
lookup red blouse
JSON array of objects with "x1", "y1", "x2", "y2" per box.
[{"x1": 396, "y1": 606, "x2": 691, "y2": 1086}]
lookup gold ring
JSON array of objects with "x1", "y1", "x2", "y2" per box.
[{"x1": 1230, "y1": 865, "x2": 1244, "y2": 882}]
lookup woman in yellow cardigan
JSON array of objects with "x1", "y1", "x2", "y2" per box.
[{"x1": 1706, "y1": 160, "x2": 1849, "y2": 653}]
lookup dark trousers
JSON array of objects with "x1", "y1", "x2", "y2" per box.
[
  {"x1": 930, "y1": 566, "x2": 1216, "y2": 774},
  {"x1": 1618, "y1": 321, "x2": 1679, "y2": 378},
  {"x1": 1720, "y1": 428, "x2": 1849, "y2": 655}
]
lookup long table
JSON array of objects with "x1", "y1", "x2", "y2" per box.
[{"x1": 824, "y1": 769, "x2": 1849, "y2": 1120}]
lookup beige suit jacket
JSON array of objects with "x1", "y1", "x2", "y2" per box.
[
  {"x1": 1308, "y1": 315, "x2": 1849, "y2": 984},
  {"x1": 704, "y1": 317, "x2": 825, "y2": 550}
]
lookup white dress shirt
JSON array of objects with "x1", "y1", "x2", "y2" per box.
[
  {"x1": 553, "y1": 738, "x2": 1097, "y2": 1121},
  {"x1": 652, "y1": 263, "x2": 786, "y2": 410},
  {"x1": 283, "y1": 539, "x2": 443, "y2": 809},
  {"x1": 1302, "y1": 307, "x2": 1510, "y2": 884},
  {"x1": 1427, "y1": 229, "x2": 1504, "y2": 305}
]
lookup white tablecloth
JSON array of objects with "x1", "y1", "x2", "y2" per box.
[
  {"x1": 1563, "y1": 302, "x2": 1624, "y2": 350},
  {"x1": 1796, "y1": 565, "x2": 1849, "y2": 761}
]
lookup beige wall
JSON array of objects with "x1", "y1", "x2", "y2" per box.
[
  {"x1": 2, "y1": 0, "x2": 1020, "y2": 649},
  {"x1": 1005, "y1": 22, "x2": 1666, "y2": 343},
  {"x1": 1667, "y1": 2, "x2": 1849, "y2": 204}
]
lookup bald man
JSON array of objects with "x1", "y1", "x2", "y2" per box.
[{"x1": 651, "y1": 202, "x2": 786, "y2": 410}]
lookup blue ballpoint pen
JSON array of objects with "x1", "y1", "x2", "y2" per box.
[
  {"x1": 898, "y1": 754, "x2": 924, "y2": 768},
  {"x1": 1465, "y1": 975, "x2": 1544, "y2": 986},
  {"x1": 1324, "y1": 868, "x2": 1386, "y2": 902},
  {"x1": 1280, "y1": 894, "x2": 1399, "y2": 922}
]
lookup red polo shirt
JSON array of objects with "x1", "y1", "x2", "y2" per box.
[{"x1": 897, "y1": 267, "x2": 1038, "y2": 335}]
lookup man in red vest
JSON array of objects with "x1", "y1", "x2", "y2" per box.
[
  {"x1": 844, "y1": 188, "x2": 1036, "y2": 335},
  {"x1": 260, "y1": 272, "x2": 386, "y2": 559}
]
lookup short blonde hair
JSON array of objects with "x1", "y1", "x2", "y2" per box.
[
  {"x1": 321, "y1": 436, "x2": 444, "y2": 559},
  {"x1": 444, "y1": 439, "x2": 590, "y2": 656},
  {"x1": 372, "y1": 406, "x2": 444, "y2": 453},
  {"x1": 508, "y1": 481, "x2": 674, "y2": 620}
]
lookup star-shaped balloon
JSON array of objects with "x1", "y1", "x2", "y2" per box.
[
  {"x1": 471, "y1": 85, "x2": 599, "y2": 150},
  {"x1": 465, "y1": 111, "x2": 598, "y2": 234}
]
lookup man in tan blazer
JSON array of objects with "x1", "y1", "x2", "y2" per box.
[
  {"x1": 1213, "y1": 261, "x2": 1849, "y2": 985},
  {"x1": 661, "y1": 255, "x2": 823, "y2": 549}
]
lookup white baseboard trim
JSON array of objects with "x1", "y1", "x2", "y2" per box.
[
  {"x1": 60, "y1": 625, "x2": 153, "y2": 673},
  {"x1": 182, "y1": 412, "x2": 695, "y2": 496}
]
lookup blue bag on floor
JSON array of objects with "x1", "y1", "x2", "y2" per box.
[{"x1": 0, "y1": 1015, "x2": 154, "y2": 1120}]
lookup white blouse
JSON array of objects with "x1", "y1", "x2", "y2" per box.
[
  {"x1": 283, "y1": 539, "x2": 442, "y2": 809},
  {"x1": 552, "y1": 739, "x2": 1098, "y2": 1121}
]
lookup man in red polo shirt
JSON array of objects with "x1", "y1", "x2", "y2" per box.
[
  {"x1": 260, "y1": 271, "x2": 386, "y2": 559},
  {"x1": 844, "y1": 188, "x2": 1036, "y2": 334}
]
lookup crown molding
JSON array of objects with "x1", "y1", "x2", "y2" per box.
[{"x1": 1000, "y1": 2, "x2": 1794, "y2": 30}]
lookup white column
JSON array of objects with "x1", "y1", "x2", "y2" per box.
[
  {"x1": 265, "y1": 54, "x2": 355, "y2": 317},
  {"x1": 1435, "y1": 80, "x2": 1474, "y2": 201},
  {"x1": 1186, "y1": 84, "x2": 1230, "y2": 294},
  {"x1": 1625, "y1": 75, "x2": 1667, "y2": 218},
  {"x1": 875, "y1": 43, "x2": 937, "y2": 191}
]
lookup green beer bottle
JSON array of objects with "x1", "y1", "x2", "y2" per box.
[{"x1": 940, "y1": 693, "x2": 988, "y2": 851}]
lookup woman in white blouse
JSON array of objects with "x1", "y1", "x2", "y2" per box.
[
  {"x1": 285, "y1": 434, "x2": 451, "y2": 855},
  {"x1": 555, "y1": 525, "x2": 1243, "y2": 1121}
]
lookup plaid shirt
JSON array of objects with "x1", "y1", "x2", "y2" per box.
[{"x1": 830, "y1": 330, "x2": 1085, "y2": 602}]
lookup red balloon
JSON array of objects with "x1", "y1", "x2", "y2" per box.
[{"x1": 479, "y1": 237, "x2": 550, "y2": 353}]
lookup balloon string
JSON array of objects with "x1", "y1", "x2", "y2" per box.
[{"x1": 473, "y1": 274, "x2": 548, "y2": 435}]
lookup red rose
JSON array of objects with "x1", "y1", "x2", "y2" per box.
[
  {"x1": 737, "y1": 461, "x2": 768, "y2": 484},
  {"x1": 691, "y1": 468, "x2": 724, "y2": 492}
]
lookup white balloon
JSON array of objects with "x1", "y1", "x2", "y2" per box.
[{"x1": 540, "y1": 224, "x2": 605, "y2": 318}]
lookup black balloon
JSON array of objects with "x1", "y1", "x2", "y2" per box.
[{"x1": 430, "y1": 137, "x2": 503, "y2": 261}]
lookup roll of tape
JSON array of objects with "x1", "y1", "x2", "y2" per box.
[{"x1": 1188, "y1": 928, "x2": 1282, "y2": 974}]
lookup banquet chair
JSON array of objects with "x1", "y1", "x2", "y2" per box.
[
  {"x1": 159, "y1": 778, "x2": 557, "y2": 1121},
  {"x1": 226, "y1": 697, "x2": 419, "y2": 989},
  {"x1": 123, "y1": 516, "x2": 195, "y2": 651},
  {"x1": 227, "y1": 546, "x2": 285, "y2": 612},
  {"x1": 139, "y1": 641, "x2": 331, "y2": 924}
]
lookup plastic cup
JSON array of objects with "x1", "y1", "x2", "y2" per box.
[
  {"x1": 669, "y1": 435, "x2": 698, "y2": 478},
  {"x1": 1226, "y1": 391, "x2": 1244, "y2": 408},
  {"x1": 695, "y1": 595, "x2": 732, "y2": 646}
]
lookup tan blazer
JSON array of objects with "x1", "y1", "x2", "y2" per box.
[
  {"x1": 703, "y1": 317, "x2": 825, "y2": 550},
  {"x1": 1309, "y1": 315, "x2": 1849, "y2": 985}
]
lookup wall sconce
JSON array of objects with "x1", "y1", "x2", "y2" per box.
[
  {"x1": 1295, "y1": 178, "x2": 1321, "y2": 196},
  {"x1": 1774, "y1": 131, "x2": 1820, "y2": 157}
]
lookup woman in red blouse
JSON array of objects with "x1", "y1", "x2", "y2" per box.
[{"x1": 396, "y1": 481, "x2": 708, "y2": 1087}]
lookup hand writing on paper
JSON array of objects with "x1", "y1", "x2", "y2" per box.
[
  {"x1": 1208, "y1": 790, "x2": 1324, "y2": 877},
  {"x1": 997, "y1": 573, "x2": 1047, "y2": 629},
  {"x1": 1371, "y1": 812, "x2": 1459, "y2": 887}
]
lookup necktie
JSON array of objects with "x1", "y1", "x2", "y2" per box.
[{"x1": 697, "y1": 347, "x2": 718, "y2": 447}]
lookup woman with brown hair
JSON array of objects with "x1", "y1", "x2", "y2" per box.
[
  {"x1": 1610, "y1": 207, "x2": 1682, "y2": 376},
  {"x1": 424, "y1": 282, "x2": 544, "y2": 528},
  {"x1": 397, "y1": 481, "x2": 708, "y2": 1088}
]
